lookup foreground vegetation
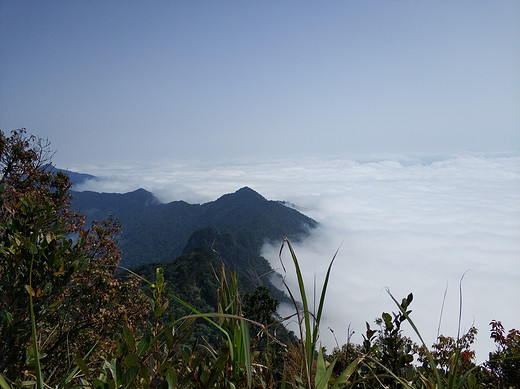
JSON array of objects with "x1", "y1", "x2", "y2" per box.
[{"x1": 1, "y1": 129, "x2": 519, "y2": 388}]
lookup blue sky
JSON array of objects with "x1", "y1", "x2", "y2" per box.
[{"x1": 1, "y1": 1, "x2": 519, "y2": 167}]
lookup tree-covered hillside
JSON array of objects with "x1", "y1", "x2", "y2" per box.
[
  {"x1": 133, "y1": 250, "x2": 222, "y2": 318},
  {"x1": 70, "y1": 186, "x2": 317, "y2": 268},
  {"x1": 134, "y1": 226, "x2": 290, "y2": 310}
]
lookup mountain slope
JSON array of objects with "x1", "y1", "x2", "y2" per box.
[
  {"x1": 51, "y1": 166, "x2": 98, "y2": 187},
  {"x1": 70, "y1": 186, "x2": 317, "y2": 268}
]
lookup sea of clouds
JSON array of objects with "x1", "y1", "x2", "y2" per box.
[{"x1": 74, "y1": 153, "x2": 519, "y2": 363}]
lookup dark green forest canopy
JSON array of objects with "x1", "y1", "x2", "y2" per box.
[
  {"x1": 70, "y1": 185, "x2": 316, "y2": 306},
  {"x1": 70, "y1": 186, "x2": 318, "y2": 268}
]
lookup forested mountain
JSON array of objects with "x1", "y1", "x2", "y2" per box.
[
  {"x1": 70, "y1": 186, "x2": 317, "y2": 269},
  {"x1": 131, "y1": 248, "x2": 297, "y2": 348},
  {"x1": 70, "y1": 185, "x2": 317, "y2": 311},
  {"x1": 133, "y1": 250, "x2": 223, "y2": 317}
]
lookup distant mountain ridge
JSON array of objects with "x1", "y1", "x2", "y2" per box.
[
  {"x1": 68, "y1": 175, "x2": 318, "y2": 311},
  {"x1": 51, "y1": 167, "x2": 98, "y2": 187},
  {"x1": 70, "y1": 186, "x2": 317, "y2": 269}
]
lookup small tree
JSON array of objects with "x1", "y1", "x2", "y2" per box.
[
  {"x1": 0, "y1": 129, "x2": 149, "y2": 386},
  {"x1": 415, "y1": 326, "x2": 478, "y2": 375},
  {"x1": 360, "y1": 293, "x2": 416, "y2": 389},
  {"x1": 1, "y1": 129, "x2": 86, "y2": 379},
  {"x1": 243, "y1": 285, "x2": 279, "y2": 336},
  {"x1": 485, "y1": 320, "x2": 520, "y2": 388}
]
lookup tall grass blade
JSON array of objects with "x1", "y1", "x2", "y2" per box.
[
  {"x1": 0, "y1": 374, "x2": 11, "y2": 389},
  {"x1": 457, "y1": 270, "x2": 469, "y2": 341},
  {"x1": 437, "y1": 281, "x2": 448, "y2": 339},
  {"x1": 313, "y1": 246, "x2": 339, "y2": 346},
  {"x1": 331, "y1": 356, "x2": 363, "y2": 389},
  {"x1": 239, "y1": 319, "x2": 252, "y2": 388},
  {"x1": 315, "y1": 347, "x2": 335, "y2": 389},
  {"x1": 279, "y1": 238, "x2": 339, "y2": 389},
  {"x1": 280, "y1": 238, "x2": 313, "y2": 388},
  {"x1": 120, "y1": 265, "x2": 237, "y2": 360},
  {"x1": 64, "y1": 341, "x2": 99, "y2": 385},
  {"x1": 28, "y1": 253, "x2": 43, "y2": 389},
  {"x1": 386, "y1": 289, "x2": 443, "y2": 388},
  {"x1": 367, "y1": 356, "x2": 414, "y2": 389}
]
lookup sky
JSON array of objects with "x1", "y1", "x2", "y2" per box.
[
  {"x1": 1, "y1": 1, "x2": 519, "y2": 363},
  {"x1": 1, "y1": 1, "x2": 519, "y2": 166}
]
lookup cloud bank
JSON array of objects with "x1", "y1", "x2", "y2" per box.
[{"x1": 74, "y1": 153, "x2": 519, "y2": 362}]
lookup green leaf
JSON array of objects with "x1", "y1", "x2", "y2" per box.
[
  {"x1": 332, "y1": 357, "x2": 363, "y2": 389},
  {"x1": 207, "y1": 352, "x2": 228, "y2": 387},
  {"x1": 239, "y1": 319, "x2": 252, "y2": 388},
  {"x1": 0, "y1": 373, "x2": 12, "y2": 389},
  {"x1": 14, "y1": 235, "x2": 22, "y2": 247},
  {"x1": 382, "y1": 312, "x2": 393, "y2": 328},
  {"x1": 153, "y1": 300, "x2": 163, "y2": 318},
  {"x1": 49, "y1": 299, "x2": 63, "y2": 309},
  {"x1": 92, "y1": 378, "x2": 106, "y2": 389},
  {"x1": 25, "y1": 285, "x2": 35, "y2": 297},
  {"x1": 200, "y1": 366, "x2": 210, "y2": 384},
  {"x1": 0, "y1": 311, "x2": 13, "y2": 326},
  {"x1": 137, "y1": 334, "x2": 151, "y2": 357},
  {"x1": 103, "y1": 359, "x2": 120, "y2": 387},
  {"x1": 155, "y1": 268, "x2": 164, "y2": 289},
  {"x1": 72, "y1": 357, "x2": 90, "y2": 380},
  {"x1": 121, "y1": 366, "x2": 139, "y2": 389},
  {"x1": 164, "y1": 323, "x2": 175, "y2": 350},
  {"x1": 123, "y1": 326, "x2": 136, "y2": 351},
  {"x1": 315, "y1": 347, "x2": 335, "y2": 389},
  {"x1": 125, "y1": 353, "x2": 139, "y2": 368},
  {"x1": 165, "y1": 367, "x2": 177, "y2": 389}
]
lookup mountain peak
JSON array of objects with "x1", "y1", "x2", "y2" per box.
[
  {"x1": 129, "y1": 187, "x2": 154, "y2": 196},
  {"x1": 235, "y1": 186, "x2": 265, "y2": 199},
  {"x1": 214, "y1": 186, "x2": 266, "y2": 205}
]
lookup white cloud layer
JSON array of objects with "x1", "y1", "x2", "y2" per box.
[{"x1": 74, "y1": 152, "x2": 519, "y2": 362}]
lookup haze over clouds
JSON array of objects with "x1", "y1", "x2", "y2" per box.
[
  {"x1": 1, "y1": 0, "x2": 519, "y2": 365},
  {"x1": 77, "y1": 153, "x2": 520, "y2": 363}
]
